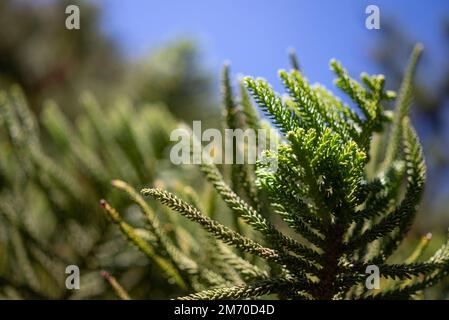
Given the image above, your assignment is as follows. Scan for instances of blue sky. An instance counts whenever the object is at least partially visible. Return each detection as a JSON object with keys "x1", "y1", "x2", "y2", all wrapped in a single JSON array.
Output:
[{"x1": 96, "y1": 0, "x2": 449, "y2": 90}]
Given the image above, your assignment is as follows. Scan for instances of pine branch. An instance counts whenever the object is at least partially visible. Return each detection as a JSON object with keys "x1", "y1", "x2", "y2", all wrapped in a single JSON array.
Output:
[
  {"x1": 141, "y1": 188, "x2": 279, "y2": 261},
  {"x1": 99, "y1": 199, "x2": 187, "y2": 290},
  {"x1": 244, "y1": 77, "x2": 300, "y2": 134},
  {"x1": 100, "y1": 271, "x2": 131, "y2": 300},
  {"x1": 383, "y1": 44, "x2": 423, "y2": 167},
  {"x1": 216, "y1": 243, "x2": 269, "y2": 282},
  {"x1": 176, "y1": 277, "x2": 305, "y2": 300},
  {"x1": 279, "y1": 69, "x2": 325, "y2": 133}
]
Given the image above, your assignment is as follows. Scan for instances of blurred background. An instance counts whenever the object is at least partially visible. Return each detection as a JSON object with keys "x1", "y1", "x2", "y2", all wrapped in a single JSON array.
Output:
[{"x1": 0, "y1": 0, "x2": 448, "y2": 299}]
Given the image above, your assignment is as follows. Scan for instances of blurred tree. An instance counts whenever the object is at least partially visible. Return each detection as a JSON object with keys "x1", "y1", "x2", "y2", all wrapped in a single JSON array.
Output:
[
  {"x1": 126, "y1": 40, "x2": 218, "y2": 123},
  {"x1": 0, "y1": 0, "x2": 124, "y2": 117}
]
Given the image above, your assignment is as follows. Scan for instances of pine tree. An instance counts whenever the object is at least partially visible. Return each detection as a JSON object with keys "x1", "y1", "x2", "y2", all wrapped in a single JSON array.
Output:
[{"x1": 103, "y1": 44, "x2": 449, "y2": 300}]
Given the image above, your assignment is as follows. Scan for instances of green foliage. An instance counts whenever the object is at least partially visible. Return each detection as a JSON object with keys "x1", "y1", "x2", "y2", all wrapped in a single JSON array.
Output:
[
  {"x1": 127, "y1": 40, "x2": 216, "y2": 123},
  {"x1": 1, "y1": 41, "x2": 448, "y2": 300},
  {"x1": 0, "y1": 84, "x2": 183, "y2": 298},
  {"x1": 101, "y1": 44, "x2": 449, "y2": 299}
]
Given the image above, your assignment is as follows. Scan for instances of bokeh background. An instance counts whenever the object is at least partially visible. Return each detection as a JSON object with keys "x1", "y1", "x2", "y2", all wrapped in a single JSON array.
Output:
[{"x1": 0, "y1": 0, "x2": 448, "y2": 299}]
